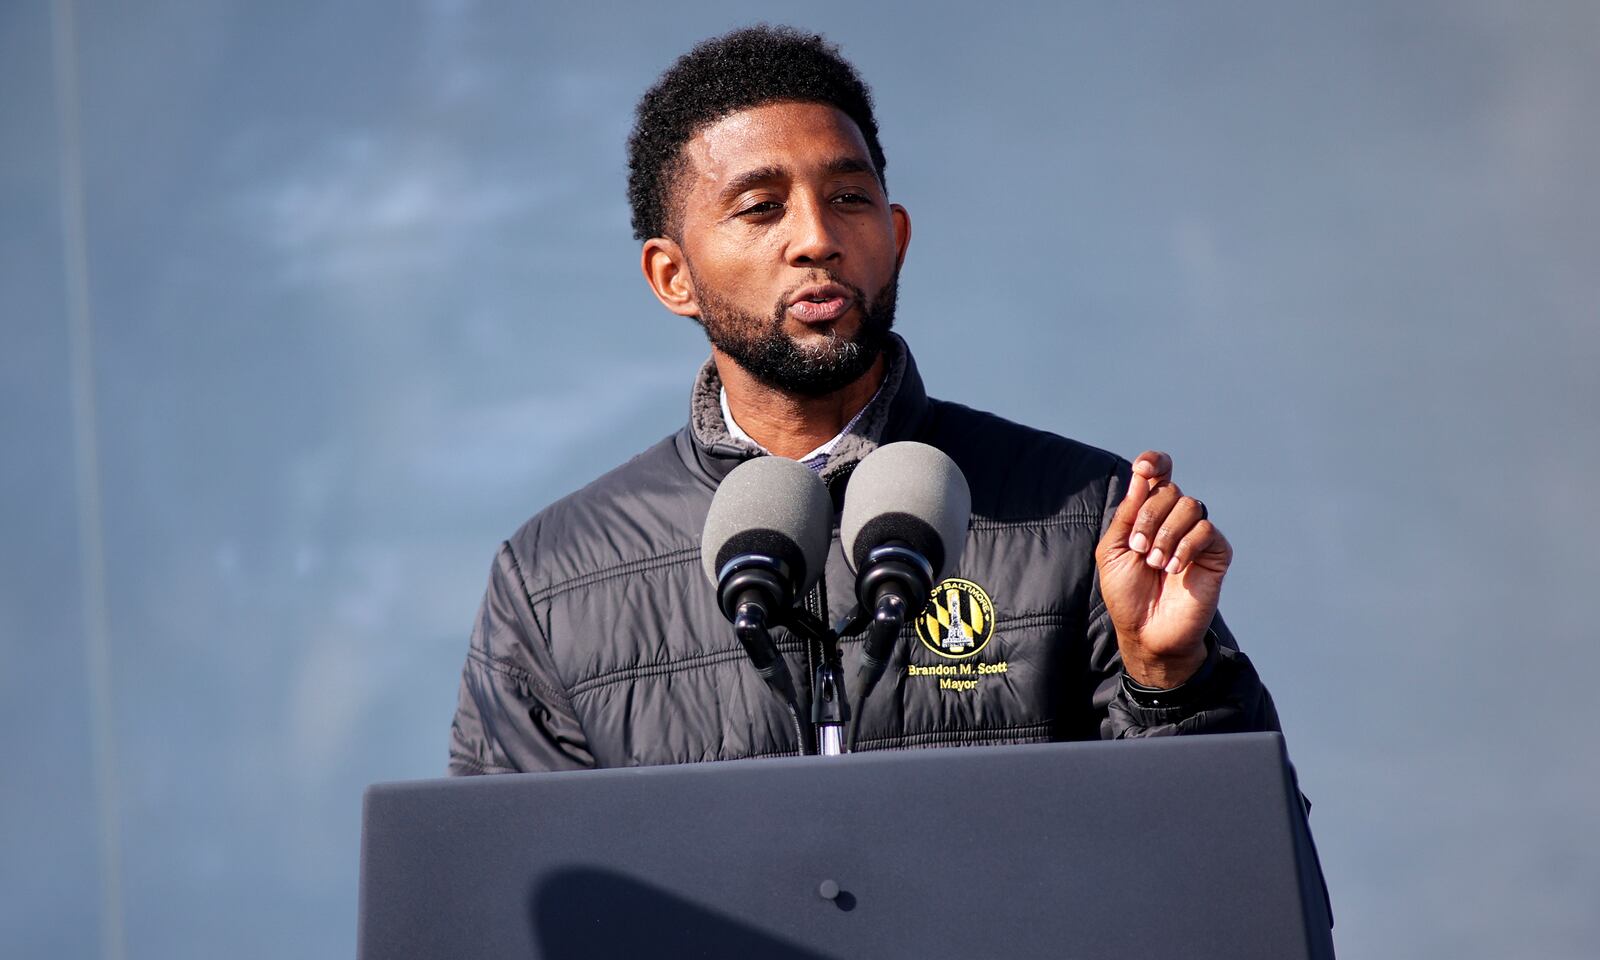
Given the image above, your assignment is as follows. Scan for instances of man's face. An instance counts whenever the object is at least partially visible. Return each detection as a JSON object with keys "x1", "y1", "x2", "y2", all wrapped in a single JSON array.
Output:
[{"x1": 643, "y1": 101, "x2": 911, "y2": 396}]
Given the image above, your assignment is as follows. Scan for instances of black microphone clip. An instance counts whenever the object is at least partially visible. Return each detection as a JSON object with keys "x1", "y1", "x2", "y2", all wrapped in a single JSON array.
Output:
[
  {"x1": 854, "y1": 543, "x2": 935, "y2": 701},
  {"x1": 718, "y1": 554, "x2": 801, "y2": 707}
]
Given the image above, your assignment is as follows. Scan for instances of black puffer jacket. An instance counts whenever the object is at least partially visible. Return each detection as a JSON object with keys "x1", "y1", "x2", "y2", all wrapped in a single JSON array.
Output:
[{"x1": 448, "y1": 337, "x2": 1281, "y2": 774}]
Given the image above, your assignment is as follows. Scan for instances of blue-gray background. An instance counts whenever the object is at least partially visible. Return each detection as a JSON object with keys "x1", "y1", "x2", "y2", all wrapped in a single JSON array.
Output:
[{"x1": 4, "y1": 1, "x2": 1596, "y2": 957}]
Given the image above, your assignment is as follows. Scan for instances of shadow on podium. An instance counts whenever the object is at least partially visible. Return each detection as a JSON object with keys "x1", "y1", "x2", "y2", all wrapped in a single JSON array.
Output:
[{"x1": 531, "y1": 866, "x2": 839, "y2": 959}]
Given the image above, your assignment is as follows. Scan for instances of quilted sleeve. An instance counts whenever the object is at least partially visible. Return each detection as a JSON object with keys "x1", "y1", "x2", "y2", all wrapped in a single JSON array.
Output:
[{"x1": 448, "y1": 542, "x2": 595, "y2": 774}]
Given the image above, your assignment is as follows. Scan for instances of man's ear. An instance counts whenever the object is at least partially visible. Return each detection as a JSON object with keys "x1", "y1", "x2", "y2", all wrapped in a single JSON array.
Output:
[
  {"x1": 890, "y1": 203, "x2": 912, "y2": 270},
  {"x1": 641, "y1": 237, "x2": 700, "y2": 318}
]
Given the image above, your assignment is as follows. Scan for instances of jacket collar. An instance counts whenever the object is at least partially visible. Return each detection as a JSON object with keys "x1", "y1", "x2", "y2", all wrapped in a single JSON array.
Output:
[{"x1": 676, "y1": 333, "x2": 931, "y2": 489}]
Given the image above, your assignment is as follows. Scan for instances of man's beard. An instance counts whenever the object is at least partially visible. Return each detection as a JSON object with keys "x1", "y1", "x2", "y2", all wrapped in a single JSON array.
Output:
[{"x1": 692, "y1": 270, "x2": 898, "y2": 397}]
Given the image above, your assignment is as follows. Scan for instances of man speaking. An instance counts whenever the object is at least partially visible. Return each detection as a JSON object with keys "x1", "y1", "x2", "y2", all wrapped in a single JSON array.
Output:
[{"x1": 447, "y1": 26, "x2": 1282, "y2": 774}]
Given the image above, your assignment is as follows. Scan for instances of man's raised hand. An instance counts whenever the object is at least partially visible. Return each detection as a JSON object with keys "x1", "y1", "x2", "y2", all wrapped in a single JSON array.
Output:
[{"x1": 1093, "y1": 451, "x2": 1232, "y2": 688}]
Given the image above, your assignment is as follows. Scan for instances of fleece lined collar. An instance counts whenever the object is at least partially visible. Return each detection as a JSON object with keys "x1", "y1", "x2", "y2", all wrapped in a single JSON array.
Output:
[{"x1": 679, "y1": 333, "x2": 928, "y2": 488}]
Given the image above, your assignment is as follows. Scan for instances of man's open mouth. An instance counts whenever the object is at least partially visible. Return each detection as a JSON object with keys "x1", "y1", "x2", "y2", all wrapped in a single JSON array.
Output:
[{"x1": 787, "y1": 284, "x2": 853, "y2": 323}]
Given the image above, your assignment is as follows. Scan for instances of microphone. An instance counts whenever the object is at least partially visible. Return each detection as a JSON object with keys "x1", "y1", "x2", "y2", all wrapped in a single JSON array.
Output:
[
  {"x1": 841, "y1": 442, "x2": 972, "y2": 704},
  {"x1": 701, "y1": 455, "x2": 833, "y2": 714}
]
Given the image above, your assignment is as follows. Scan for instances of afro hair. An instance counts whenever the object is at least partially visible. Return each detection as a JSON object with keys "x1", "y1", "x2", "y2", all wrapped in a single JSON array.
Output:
[{"x1": 626, "y1": 25, "x2": 888, "y2": 242}]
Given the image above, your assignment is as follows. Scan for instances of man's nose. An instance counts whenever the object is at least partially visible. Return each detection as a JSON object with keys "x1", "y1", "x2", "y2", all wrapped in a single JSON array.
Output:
[{"x1": 786, "y1": 195, "x2": 843, "y2": 266}]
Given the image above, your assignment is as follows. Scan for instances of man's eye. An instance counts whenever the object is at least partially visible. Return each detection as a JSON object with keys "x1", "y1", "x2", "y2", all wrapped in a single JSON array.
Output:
[
  {"x1": 833, "y1": 192, "x2": 871, "y2": 205},
  {"x1": 738, "y1": 201, "x2": 781, "y2": 217}
]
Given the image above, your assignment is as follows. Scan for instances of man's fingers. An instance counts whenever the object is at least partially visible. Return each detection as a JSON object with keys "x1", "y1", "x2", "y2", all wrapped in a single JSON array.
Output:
[
  {"x1": 1145, "y1": 495, "x2": 1207, "y2": 570},
  {"x1": 1164, "y1": 520, "x2": 1232, "y2": 575},
  {"x1": 1102, "y1": 465, "x2": 1152, "y2": 549},
  {"x1": 1131, "y1": 450, "x2": 1173, "y2": 483},
  {"x1": 1128, "y1": 482, "x2": 1182, "y2": 557}
]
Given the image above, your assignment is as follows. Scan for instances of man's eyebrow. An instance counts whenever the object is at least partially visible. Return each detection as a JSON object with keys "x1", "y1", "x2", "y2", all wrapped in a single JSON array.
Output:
[
  {"x1": 718, "y1": 165, "x2": 787, "y2": 202},
  {"x1": 821, "y1": 156, "x2": 876, "y2": 179},
  {"x1": 717, "y1": 156, "x2": 879, "y2": 203}
]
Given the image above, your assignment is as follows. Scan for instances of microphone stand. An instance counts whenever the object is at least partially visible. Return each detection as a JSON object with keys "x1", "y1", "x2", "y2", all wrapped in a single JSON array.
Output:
[
  {"x1": 786, "y1": 608, "x2": 850, "y2": 756},
  {"x1": 785, "y1": 596, "x2": 914, "y2": 756},
  {"x1": 729, "y1": 593, "x2": 909, "y2": 758}
]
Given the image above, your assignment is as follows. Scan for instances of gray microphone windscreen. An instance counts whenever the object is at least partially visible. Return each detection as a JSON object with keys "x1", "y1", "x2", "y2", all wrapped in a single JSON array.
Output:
[
  {"x1": 700, "y1": 456, "x2": 833, "y2": 594},
  {"x1": 841, "y1": 442, "x2": 971, "y2": 581}
]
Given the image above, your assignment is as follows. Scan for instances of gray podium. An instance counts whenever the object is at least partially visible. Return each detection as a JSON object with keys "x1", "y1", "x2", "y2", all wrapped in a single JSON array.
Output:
[{"x1": 359, "y1": 733, "x2": 1332, "y2": 959}]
